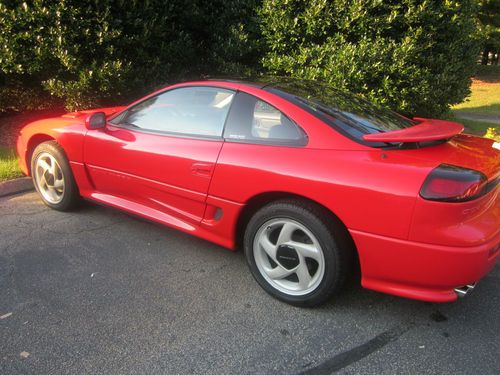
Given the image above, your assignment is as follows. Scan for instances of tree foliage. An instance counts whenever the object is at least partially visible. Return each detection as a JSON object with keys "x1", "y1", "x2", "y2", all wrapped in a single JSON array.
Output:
[
  {"x1": 0, "y1": 0, "x2": 485, "y2": 117},
  {"x1": 259, "y1": 0, "x2": 480, "y2": 117},
  {"x1": 477, "y1": 0, "x2": 500, "y2": 64},
  {"x1": 0, "y1": 0, "x2": 260, "y2": 111}
]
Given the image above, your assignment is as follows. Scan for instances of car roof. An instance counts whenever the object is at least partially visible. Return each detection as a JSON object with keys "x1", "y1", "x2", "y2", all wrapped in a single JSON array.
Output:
[
  {"x1": 158, "y1": 77, "x2": 322, "y2": 94},
  {"x1": 205, "y1": 77, "x2": 273, "y2": 89},
  {"x1": 204, "y1": 76, "x2": 311, "y2": 90}
]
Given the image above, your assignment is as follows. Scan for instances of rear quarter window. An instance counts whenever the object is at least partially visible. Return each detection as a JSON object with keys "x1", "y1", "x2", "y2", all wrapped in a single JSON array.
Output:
[{"x1": 223, "y1": 92, "x2": 307, "y2": 146}]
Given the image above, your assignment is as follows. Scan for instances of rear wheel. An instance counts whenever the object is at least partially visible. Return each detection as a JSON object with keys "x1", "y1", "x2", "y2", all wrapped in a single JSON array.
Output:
[
  {"x1": 31, "y1": 141, "x2": 80, "y2": 211},
  {"x1": 244, "y1": 199, "x2": 350, "y2": 307}
]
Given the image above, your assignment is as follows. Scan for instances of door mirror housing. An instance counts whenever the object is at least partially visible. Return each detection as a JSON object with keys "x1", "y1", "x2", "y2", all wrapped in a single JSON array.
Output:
[{"x1": 85, "y1": 112, "x2": 107, "y2": 130}]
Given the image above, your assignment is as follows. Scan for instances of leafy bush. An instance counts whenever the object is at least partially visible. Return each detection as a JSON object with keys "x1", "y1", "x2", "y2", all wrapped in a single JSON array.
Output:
[
  {"x1": 484, "y1": 127, "x2": 500, "y2": 141},
  {"x1": 477, "y1": 0, "x2": 500, "y2": 65},
  {"x1": 0, "y1": 75, "x2": 60, "y2": 112},
  {"x1": 0, "y1": 0, "x2": 260, "y2": 111},
  {"x1": 259, "y1": 0, "x2": 480, "y2": 117},
  {"x1": 0, "y1": 0, "x2": 484, "y2": 117}
]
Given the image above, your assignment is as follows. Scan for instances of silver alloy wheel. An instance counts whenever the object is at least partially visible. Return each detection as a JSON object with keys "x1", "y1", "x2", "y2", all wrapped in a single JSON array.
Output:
[
  {"x1": 34, "y1": 152, "x2": 65, "y2": 204},
  {"x1": 253, "y1": 218, "x2": 325, "y2": 296}
]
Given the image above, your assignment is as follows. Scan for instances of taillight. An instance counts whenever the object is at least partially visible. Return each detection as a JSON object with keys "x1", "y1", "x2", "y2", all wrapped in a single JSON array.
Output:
[{"x1": 420, "y1": 164, "x2": 488, "y2": 202}]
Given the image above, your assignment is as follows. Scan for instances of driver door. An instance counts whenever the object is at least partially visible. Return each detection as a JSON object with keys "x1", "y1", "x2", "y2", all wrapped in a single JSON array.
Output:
[{"x1": 83, "y1": 86, "x2": 235, "y2": 226}]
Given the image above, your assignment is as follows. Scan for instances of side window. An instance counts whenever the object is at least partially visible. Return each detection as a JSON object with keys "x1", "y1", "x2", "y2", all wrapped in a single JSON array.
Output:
[
  {"x1": 223, "y1": 92, "x2": 306, "y2": 145},
  {"x1": 111, "y1": 86, "x2": 235, "y2": 137}
]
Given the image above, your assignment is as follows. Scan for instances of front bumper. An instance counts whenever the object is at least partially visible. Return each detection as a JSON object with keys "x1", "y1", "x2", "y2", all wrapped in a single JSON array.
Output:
[
  {"x1": 16, "y1": 135, "x2": 29, "y2": 175},
  {"x1": 350, "y1": 229, "x2": 499, "y2": 302}
]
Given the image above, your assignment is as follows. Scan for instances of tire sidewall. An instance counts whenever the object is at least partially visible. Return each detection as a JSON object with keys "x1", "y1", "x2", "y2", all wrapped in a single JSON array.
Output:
[
  {"x1": 244, "y1": 202, "x2": 342, "y2": 307},
  {"x1": 31, "y1": 142, "x2": 78, "y2": 211}
]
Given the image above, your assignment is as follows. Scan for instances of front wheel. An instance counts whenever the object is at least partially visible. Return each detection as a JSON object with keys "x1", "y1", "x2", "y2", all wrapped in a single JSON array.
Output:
[
  {"x1": 31, "y1": 141, "x2": 80, "y2": 211},
  {"x1": 244, "y1": 200, "x2": 350, "y2": 307}
]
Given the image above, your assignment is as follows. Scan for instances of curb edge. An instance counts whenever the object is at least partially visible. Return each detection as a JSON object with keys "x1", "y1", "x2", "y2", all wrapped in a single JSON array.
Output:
[{"x1": 0, "y1": 176, "x2": 34, "y2": 198}]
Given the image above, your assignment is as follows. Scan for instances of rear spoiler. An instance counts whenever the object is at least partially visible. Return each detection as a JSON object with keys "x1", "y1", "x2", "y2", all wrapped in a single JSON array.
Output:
[{"x1": 363, "y1": 118, "x2": 464, "y2": 143}]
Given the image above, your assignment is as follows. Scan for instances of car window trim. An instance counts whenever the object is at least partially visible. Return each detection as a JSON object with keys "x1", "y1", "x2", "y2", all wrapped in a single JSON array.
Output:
[
  {"x1": 107, "y1": 122, "x2": 224, "y2": 142},
  {"x1": 222, "y1": 90, "x2": 308, "y2": 147},
  {"x1": 108, "y1": 85, "x2": 237, "y2": 140},
  {"x1": 224, "y1": 137, "x2": 308, "y2": 147}
]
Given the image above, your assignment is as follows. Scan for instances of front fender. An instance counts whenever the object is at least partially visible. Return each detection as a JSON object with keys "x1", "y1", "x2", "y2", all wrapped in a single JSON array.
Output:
[{"x1": 17, "y1": 117, "x2": 87, "y2": 175}]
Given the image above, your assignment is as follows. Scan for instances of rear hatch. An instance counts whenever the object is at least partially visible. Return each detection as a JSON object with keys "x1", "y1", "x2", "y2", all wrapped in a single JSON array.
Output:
[
  {"x1": 406, "y1": 133, "x2": 499, "y2": 180},
  {"x1": 364, "y1": 118, "x2": 499, "y2": 180},
  {"x1": 405, "y1": 133, "x2": 499, "y2": 246},
  {"x1": 365, "y1": 120, "x2": 500, "y2": 181},
  {"x1": 384, "y1": 122, "x2": 500, "y2": 247}
]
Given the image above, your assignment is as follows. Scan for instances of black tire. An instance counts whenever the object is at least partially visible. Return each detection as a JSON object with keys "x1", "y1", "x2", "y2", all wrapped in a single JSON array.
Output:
[
  {"x1": 31, "y1": 141, "x2": 80, "y2": 211},
  {"x1": 244, "y1": 199, "x2": 351, "y2": 307}
]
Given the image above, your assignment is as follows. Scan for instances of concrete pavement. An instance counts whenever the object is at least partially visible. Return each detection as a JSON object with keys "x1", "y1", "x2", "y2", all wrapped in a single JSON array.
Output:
[{"x1": 1, "y1": 192, "x2": 499, "y2": 374}]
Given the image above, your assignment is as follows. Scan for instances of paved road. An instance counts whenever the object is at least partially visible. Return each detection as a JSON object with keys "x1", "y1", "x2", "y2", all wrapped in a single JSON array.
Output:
[
  {"x1": 1, "y1": 192, "x2": 499, "y2": 374},
  {"x1": 455, "y1": 112, "x2": 500, "y2": 126}
]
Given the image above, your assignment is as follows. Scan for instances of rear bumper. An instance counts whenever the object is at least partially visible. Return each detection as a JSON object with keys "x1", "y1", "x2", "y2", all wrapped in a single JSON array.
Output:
[{"x1": 350, "y1": 229, "x2": 499, "y2": 302}]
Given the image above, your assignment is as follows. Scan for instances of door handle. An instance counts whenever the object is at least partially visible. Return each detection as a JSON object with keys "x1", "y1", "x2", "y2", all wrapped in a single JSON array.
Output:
[{"x1": 191, "y1": 162, "x2": 214, "y2": 177}]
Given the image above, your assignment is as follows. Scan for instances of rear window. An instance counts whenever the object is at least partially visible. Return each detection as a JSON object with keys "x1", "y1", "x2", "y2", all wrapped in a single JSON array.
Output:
[{"x1": 266, "y1": 80, "x2": 416, "y2": 146}]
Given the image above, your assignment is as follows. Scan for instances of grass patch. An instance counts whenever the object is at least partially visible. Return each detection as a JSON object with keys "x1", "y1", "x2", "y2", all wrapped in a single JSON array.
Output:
[
  {"x1": 0, "y1": 147, "x2": 23, "y2": 182},
  {"x1": 450, "y1": 65, "x2": 500, "y2": 140},
  {"x1": 452, "y1": 80, "x2": 500, "y2": 114}
]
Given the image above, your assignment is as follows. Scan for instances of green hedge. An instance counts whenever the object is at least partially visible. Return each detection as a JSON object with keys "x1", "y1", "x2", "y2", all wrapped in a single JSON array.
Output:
[
  {"x1": 259, "y1": 0, "x2": 480, "y2": 117},
  {"x1": 0, "y1": 0, "x2": 260, "y2": 111},
  {"x1": 0, "y1": 0, "x2": 483, "y2": 117}
]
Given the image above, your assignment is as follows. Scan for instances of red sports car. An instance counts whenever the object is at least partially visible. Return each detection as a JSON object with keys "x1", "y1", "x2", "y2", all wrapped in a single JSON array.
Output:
[{"x1": 17, "y1": 79, "x2": 499, "y2": 306}]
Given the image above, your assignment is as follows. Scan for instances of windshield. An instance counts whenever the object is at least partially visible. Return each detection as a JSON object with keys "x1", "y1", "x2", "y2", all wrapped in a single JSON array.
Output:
[{"x1": 265, "y1": 80, "x2": 416, "y2": 146}]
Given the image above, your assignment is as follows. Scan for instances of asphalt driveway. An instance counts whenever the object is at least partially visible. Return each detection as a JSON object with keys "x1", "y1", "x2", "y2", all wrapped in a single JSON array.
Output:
[{"x1": 1, "y1": 192, "x2": 499, "y2": 374}]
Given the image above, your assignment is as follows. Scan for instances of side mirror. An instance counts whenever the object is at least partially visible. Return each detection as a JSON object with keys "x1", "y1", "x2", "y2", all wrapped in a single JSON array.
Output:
[{"x1": 85, "y1": 112, "x2": 106, "y2": 130}]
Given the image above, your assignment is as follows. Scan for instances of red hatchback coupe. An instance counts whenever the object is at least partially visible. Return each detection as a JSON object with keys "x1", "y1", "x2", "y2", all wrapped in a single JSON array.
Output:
[{"x1": 17, "y1": 79, "x2": 499, "y2": 306}]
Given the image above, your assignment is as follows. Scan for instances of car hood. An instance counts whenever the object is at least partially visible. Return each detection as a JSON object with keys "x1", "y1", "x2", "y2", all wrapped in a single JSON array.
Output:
[
  {"x1": 61, "y1": 106, "x2": 127, "y2": 119},
  {"x1": 20, "y1": 106, "x2": 127, "y2": 136}
]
